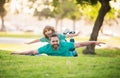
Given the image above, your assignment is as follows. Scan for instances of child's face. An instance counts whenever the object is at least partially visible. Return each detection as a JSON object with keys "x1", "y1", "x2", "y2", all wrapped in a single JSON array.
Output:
[{"x1": 45, "y1": 29, "x2": 53, "y2": 37}]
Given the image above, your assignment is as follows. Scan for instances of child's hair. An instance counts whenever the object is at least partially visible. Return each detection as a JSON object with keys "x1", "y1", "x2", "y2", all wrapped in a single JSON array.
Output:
[{"x1": 43, "y1": 25, "x2": 55, "y2": 38}]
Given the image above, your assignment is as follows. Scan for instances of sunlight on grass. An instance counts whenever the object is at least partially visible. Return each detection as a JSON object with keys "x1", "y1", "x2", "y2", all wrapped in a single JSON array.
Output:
[
  {"x1": 0, "y1": 43, "x2": 47, "y2": 51},
  {"x1": 0, "y1": 32, "x2": 40, "y2": 38}
]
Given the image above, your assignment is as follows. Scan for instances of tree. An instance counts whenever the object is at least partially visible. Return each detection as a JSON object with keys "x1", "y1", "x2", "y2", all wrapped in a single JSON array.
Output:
[
  {"x1": 52, "y1": 0, "x2": 62, "y2": 29},
  {"x1": 67, "y1": 6, "x2": 81, "y2": 31},
  {"x1": 52, "y1": 0, "x2": 81, "y2": 31},
  {"x1": 0, "y1": 0, "x2": 6, "y2": 31},
  {"x1": 61, "y1": 0, "x2": 81, "y2": 32},
  {"x1": 39, "y1": 8, "x2": 53, "y2": 19},
  {"x1": 62, "y1": 0, "x2": 81, "y2": 31},
  {"x1": 33, "y1": 0, "x2": 53, "y2": 20},
  {"x1": 77, "y1": 0, "x2": 111, "y2": 54}
]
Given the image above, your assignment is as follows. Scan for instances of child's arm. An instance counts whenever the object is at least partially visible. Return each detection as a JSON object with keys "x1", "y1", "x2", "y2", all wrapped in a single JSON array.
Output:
[{"x1": 25, "y1": 39, "x2": 40, "y2": 44}]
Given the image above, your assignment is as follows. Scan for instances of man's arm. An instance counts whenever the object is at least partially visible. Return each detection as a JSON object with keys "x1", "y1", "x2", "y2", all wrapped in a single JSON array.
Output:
[
  {"x1": 74, "y1": 41, "x2": 105, "y2": 48},
  {"x1": 11, "y1": 50, "x2": 38, "y2": 55}
]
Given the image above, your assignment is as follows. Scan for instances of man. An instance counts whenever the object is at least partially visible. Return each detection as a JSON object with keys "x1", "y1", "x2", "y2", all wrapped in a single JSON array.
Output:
[{"x1": 12, "y1": 33, "x2": 105, "y2": 56}]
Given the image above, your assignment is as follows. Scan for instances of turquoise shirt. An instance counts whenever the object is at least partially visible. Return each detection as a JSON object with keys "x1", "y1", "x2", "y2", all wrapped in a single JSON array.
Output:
[
  {"x1": 40, "y1": 34, "x2": 66, "y2": 43},
  {"x1": 38, "y1": 41, "x2": 74, "y2": 56}
]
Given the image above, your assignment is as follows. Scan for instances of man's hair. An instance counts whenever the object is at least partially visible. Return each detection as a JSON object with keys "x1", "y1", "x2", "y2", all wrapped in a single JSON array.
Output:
[
  {"x1": 49, "y1": 33, "x2": 58, "y2": 40},
  {"x1": 43, "y1": 25, "x2": 56, "y2": 38}
]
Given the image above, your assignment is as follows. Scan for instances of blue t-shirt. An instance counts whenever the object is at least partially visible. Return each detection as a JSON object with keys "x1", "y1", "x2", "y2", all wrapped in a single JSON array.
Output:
[{"x1": 38, "y1": 41, "x2": 74, "y2": 56}]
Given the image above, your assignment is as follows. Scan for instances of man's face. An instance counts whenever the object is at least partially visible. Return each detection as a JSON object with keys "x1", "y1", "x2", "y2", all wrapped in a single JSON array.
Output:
[{"x1": 50, "y1": 37, "x2": 59, "y2": 50}]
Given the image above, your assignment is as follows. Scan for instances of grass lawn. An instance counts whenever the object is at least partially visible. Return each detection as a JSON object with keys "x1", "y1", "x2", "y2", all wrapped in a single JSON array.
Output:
[
  {"x1": 0, "y1": 32, "x2": 120, "y2": 78},
  {"x1": 0, "y1": 48, "x2": 120, "y2": 78}
]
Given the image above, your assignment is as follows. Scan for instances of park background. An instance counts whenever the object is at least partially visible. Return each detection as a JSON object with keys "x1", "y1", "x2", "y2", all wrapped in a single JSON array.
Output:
[{"x1": 0, "y1": 0, "x2": 120, "y2": 78}]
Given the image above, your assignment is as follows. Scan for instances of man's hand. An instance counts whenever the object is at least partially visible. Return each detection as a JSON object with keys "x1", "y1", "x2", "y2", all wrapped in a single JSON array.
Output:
[{"x1": 95, "y1": 42, "x2": 106, "y2": 46}]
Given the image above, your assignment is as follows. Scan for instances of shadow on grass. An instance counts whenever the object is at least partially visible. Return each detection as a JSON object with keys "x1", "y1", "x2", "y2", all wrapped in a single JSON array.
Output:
[
  {"x1": 76, "y1": 48, "x2": 120, "y2": 58},
  {"x1": 94, "y1": 48, "x2": 120, "y2": 57}
]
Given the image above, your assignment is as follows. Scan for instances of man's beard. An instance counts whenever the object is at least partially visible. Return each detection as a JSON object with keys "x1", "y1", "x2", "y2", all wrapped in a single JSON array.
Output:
[{"x1": 52, "y1": 44, "x2": 59, "y2": 50}]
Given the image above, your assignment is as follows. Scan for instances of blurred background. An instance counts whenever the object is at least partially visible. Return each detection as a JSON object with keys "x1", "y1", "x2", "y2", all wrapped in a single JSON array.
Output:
[{"x1": 0, "y1": 0, "x2": 120, "y2": 37}]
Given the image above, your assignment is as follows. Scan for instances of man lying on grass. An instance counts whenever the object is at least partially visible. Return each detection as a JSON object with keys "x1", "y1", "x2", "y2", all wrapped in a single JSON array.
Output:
[{"x1": 11, "y1": 33, "x2": 105, "y2": 57}]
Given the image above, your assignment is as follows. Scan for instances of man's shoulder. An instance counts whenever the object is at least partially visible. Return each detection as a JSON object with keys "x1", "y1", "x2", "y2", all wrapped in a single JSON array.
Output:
[{"x1": 59, "y1": 41, "x2": 74, "y2": 49}]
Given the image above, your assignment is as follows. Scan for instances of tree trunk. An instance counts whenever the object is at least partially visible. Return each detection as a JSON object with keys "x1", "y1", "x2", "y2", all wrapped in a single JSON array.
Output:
[
  {"x1": 0, "y1": 15, "x2": 5, "y2": 31},
  {"x1": 0, "y1": 0, "x2": 6, "y2": 31},
  {"x1": 60, "y1": 19, "x2": 63, "y2": 32},
  {"x1": 73, "y1": 19, "x2": 76, "y2": 31},
  {"x1": 83, "y1": 0, "x2": 111, "y2": 54},
  {"x1": 55, "y1": 18, "x2": 59, "y2": 30}
]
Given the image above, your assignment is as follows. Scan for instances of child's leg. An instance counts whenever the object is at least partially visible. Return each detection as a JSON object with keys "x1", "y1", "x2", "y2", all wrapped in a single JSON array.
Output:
[{"x1": 70, "y1": 38, "x2": 78, "y2": 57}]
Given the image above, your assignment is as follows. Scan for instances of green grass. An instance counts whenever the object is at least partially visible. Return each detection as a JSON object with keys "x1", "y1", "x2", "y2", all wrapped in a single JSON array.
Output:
[{"x1": 0, "y1": 49, "x2": 120, "y2": 78}]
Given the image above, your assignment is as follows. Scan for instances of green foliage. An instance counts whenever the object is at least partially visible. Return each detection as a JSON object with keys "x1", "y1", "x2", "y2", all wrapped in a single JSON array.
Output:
[
  {"x1": 61, "y1": 0, "x2": 77, "y2": 18},
  {"x1": 52, "y1": 0, "x2": 81, "y2": 20},
  {"x1": 103, "y1": 7, "x2": 117, "y2": 25},
  {"x1": 105, "y1": 8, "x2": 116, "y2": 20},
  {"x1": 40, "y1": 8, "x2": 53, "y2": 19},
  {"x1": 78, "y1": 1, "x2": 117, "y2": 23},
  {"x1": 34, "y1": 0, "x2": 117, "y2": 24},
  {"x1": 27, "y1": 0, "x2": 118, "y2": 23},
  {"x1": 78, "y1": 2, "x2": 100, "y2": 22},
  {"x1": 51, "y1": 0, "x2": 64, "y2": 19},
  {"x1": 0, "y1": 49, "x2": 120, "y2": 78},
  {"x1": 52, "y1": 0, "x2": 60, "y2": 7},
  {"x1": 64, "y1": 0, "x2": 81, "y2": 20}
]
